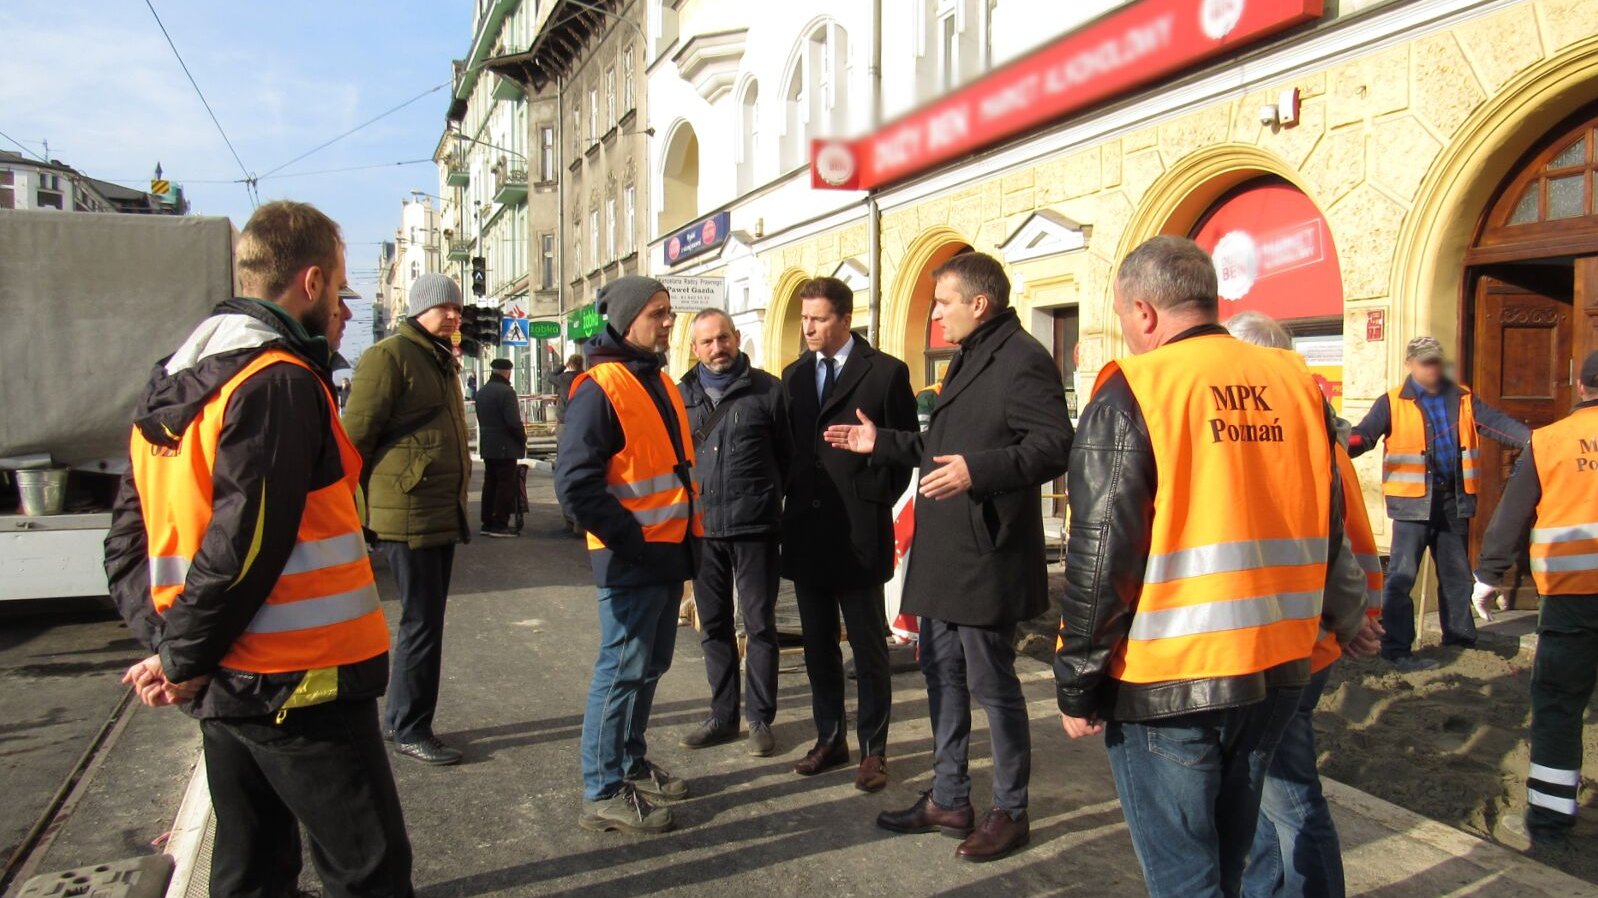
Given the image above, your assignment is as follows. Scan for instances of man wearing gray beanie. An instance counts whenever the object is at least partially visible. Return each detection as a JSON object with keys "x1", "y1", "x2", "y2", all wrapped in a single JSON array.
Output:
[
  {"x1": 556, "y1": 275, "x2": 702, "y2": 834},
  {"x1": 345, "y1": 273, "x2": 472, "y2": 767}
]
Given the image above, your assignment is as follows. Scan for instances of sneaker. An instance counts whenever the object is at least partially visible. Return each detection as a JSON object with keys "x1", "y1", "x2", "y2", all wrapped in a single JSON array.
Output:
[
  {"x1": 627, "y1": 759, "x2": 689, "y2": 802},
  {"x1": 681, "y1": 718, "x2": 740, "y2": 749},
  {"x1": 392, "y1": 734, "x2": 463, "y2": 766},
  {"x1": 1385, "y1": 655, "x2": 1440, "y2": 673},
  {"x1": 748, "y1": 722, "x2": 776, "y2": 758},
  {"x1": 579, "y1": 785, "x2": 673, "y2": 835},
  {"x1": 480, "y1": 526, "x2": 518, "y2": 539}
]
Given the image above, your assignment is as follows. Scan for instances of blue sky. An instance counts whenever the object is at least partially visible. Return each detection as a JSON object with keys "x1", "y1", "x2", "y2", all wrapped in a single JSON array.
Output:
[{"x1": 0, "y1": 0, "x2": 471, "y2": 303}]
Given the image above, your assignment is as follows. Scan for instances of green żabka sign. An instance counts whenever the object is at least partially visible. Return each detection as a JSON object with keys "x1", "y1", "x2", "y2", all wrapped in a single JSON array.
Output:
[
  {"x1": 527, "y1": 320, "x2": 561, "y2": 340},
  {"x1": 567, "y1": 304, "x2": 603, "y2": 340}
]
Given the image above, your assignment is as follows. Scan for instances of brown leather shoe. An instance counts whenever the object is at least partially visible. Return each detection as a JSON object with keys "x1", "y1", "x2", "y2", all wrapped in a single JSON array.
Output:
[
  {"x1": 793, "y1": 739, "x2": 850, "y2": 776},
  {"x1": 854, "y1": 754, "x2": 889, "y2": 792},
  {"x1": 876, "y1": 791, "x2": 974, "y2": 836},
  {"x1": 956, "y1": 809, "x2": 1030, "y2": 862}
]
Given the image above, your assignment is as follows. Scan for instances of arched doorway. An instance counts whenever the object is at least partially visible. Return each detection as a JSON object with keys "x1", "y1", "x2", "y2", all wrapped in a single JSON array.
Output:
[
  {"x1": 1466, "y1": 103, "x2": 1598, "y2": 600},
  {"x1": 659, "y1": 122, "x2": 700, "y2": 233},
  {"x1": 902, "y1": 239, "x2": 973, "y2": 389}
]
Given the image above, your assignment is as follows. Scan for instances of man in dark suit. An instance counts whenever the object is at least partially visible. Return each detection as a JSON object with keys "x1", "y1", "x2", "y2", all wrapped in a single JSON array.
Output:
[
  {"x1": 475, "y1": 358, "x2": 525, "y2": 538},
  {"x1": 828, "y1": 252, "x2": 1072, "y2": 861},
  {"x1": 782, "y1": 276, "x2": 918, "y2": 793}
]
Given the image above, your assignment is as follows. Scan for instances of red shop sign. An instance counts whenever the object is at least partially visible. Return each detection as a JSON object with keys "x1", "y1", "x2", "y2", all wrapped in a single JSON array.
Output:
[
  {"x1": 1191, "y1": 179, "x2": 1342, "y2": 321},
  {"x1": 811, "y1": 0, "x2": 1323, "y2": 191}
]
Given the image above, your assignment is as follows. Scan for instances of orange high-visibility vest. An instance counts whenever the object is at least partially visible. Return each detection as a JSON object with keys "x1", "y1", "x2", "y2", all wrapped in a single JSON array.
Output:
[
  {"x1": 573, "y1": 362, "x2": 703, "y2": 552},
  {"x1": 1527, "y1": 405, "x2": 1598, "y2": 596},
  {"x1": 1382, "y1": 384, "x2": 1479, "y2": 498},
  {"x1": 1097, "y1": 334, "x2": 1333, "y2": 684},
  {"x1": 1311, "y1": 444, "x2": 1385, "y2": 672},
  {"x1": 131, "y1": 350, "x2": 388, "y2": 678}
]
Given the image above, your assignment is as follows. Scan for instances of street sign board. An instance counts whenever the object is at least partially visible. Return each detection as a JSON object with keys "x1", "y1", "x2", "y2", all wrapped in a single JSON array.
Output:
[
  {"x1": 568, "y1": 303, "x2": 604, "y2": 340},
  {"x1": 662, "y1": 211, "x2": 731, "y2": 267},
  {"x1": 528, "y1": 320, "x2": 561, "y2": 340},
  {"x1": 501, "y1": 317, "x2": 530, "y2": 346},
  {"x1": 659, "y1": 276, "x2": 725, "y2": 312},
  {"x1": 503, "y1": 298, "x2": 528, "y2": 319}
]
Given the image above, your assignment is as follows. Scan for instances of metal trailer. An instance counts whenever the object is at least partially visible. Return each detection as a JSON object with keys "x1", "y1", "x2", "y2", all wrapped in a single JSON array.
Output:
[{"x1": 0, "y1": 210, "x2": 233, "y2": 602}]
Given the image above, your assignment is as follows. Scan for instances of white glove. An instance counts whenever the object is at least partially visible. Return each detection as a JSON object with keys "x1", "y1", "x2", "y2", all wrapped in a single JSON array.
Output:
[{"x1": 1471, "y1": 579, "x2": 1498, "y2": 622}]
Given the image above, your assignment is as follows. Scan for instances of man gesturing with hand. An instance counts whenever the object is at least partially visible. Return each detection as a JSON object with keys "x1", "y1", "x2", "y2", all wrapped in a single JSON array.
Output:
[{"x1": 827, "y1": 251, "x2": 1072, "y2": 863}]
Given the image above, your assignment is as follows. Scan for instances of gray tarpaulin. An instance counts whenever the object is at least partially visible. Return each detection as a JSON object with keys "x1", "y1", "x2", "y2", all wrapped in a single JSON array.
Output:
[{"x1": 0, "y1": 210, "x2": 234, "y2": 468}]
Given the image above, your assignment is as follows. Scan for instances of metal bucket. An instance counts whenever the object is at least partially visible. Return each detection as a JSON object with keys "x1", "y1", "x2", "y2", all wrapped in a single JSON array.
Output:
[{"x1": 15, "y1": 467, "x2": 68, "y2": 516}]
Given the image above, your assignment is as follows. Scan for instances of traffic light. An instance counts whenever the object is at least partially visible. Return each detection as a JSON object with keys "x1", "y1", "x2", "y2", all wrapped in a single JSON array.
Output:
[
  {"x1": 459, "y1": 305, "x2": 481, "y2": 358},
  {"x1": 471, "y1": 256, "x2": 487, "y2": 297},
  {"x1": 481, "y1": 306, "x2": 503, "y2": 347}
]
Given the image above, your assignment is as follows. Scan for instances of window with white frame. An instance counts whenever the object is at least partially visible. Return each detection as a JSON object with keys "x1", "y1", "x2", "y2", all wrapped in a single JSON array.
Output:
[
  {"x1": 539, "y1": 124, "x2": 555, "y2": 182},
  {"x1": 738, "y1": 80, "x2": 760, "y2": 194},
  {"x1": 0, "y1": 171, "x2": 13, "y2": 209},
  {"x1": 781, "y1": 24, "x2": 849, "y2": 171},
  {"x1": 571, "y1": 101, "x2": 582, "y2": 157},
  {"x1": 589, "y1": 209, "x2": 600, "y2": 268},
  {"x1": 623, "y1": 46, "x2": 636, "y2": 112},
  {"x1": 540, "y1": 233, "x2": 555, "y2": 290},
  {"x1": 606, "y1": 196, "x2": 617, "y2": 261},
  {"x1": 605, "y1": 67, "x2": 617, "y2": 130},
  {"x1": 589, "y1": 87, "x2": 599, "y2": 142},
  {"x1": 623, "y1": 184, "x2": 636, "y2": 253}
]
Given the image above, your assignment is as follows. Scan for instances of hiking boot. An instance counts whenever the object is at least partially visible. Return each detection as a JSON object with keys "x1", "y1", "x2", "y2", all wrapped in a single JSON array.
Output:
[
  {"x1": 748, "y1": 722, "x2": 776, "y2": 758},
  {"x1": 627, "y1": 759, "x2": 689, "y2": 801},
  {"x1": 680, "y1": 718, "x2": 740, "y2": 749},
  {"x1": 579, "y1": 785, "x2": 673, "y2": 835},
  {"x1": 1385, "y1": 655, "x2": 1439, "y2": 673}
]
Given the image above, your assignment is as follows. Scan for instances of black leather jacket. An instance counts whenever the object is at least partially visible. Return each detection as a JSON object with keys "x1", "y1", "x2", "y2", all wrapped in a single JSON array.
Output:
[{"x1": 1054, "y1": 325, "x2": 1369, "y2": 723}]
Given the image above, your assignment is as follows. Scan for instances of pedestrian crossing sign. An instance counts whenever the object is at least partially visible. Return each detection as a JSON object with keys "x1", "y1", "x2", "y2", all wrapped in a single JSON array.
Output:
[{"x1": 501, "y1": 317, "x2": 530, "y2": 346}]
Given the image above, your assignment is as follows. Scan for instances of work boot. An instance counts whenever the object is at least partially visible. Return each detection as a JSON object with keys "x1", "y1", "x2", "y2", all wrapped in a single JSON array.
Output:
[
  {"x1": 680, "y1": 718, "x2": 740, "y2": 749},
  {"x1": 627, "y1": 759, "x2": 689, "y2": 801},
  {"x1": 1384, "y1": 654, "x2": 1439, "y2": 673},
  {"x1": 579, "y1": 785, "x2": 673, "y2": 835},
  {"x1": 392, "y1": 734, "x2": 463, "y2": 766},
  {"x1": 747, "y1": 722, "x2": 776, "y2": 758}
]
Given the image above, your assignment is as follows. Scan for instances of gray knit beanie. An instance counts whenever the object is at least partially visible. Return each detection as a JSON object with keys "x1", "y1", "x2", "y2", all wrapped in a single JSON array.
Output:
[
  {"x1": 598, "y1": 276, "x2": 668, "y2": 336},
  {"x1": 408, "y1": 273, "x2": 463, "y2": 317}
]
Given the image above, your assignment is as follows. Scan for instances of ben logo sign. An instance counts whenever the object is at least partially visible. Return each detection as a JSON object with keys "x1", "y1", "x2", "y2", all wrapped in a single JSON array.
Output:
[{"x1": 1201, "y1": 0, "x2": 1245, "y2": 41}]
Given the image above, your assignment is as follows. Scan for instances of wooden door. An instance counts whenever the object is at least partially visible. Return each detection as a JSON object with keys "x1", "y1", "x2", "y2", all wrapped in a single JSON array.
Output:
[{"x1": 1470, "y1": 270, "x2": 1573, "y2": 606}]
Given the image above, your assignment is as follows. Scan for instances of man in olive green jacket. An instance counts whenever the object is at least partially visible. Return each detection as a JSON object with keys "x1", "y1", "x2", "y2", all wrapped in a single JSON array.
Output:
[{"x1": 344, "y1": 274, "x2": 471, "y2": 766}]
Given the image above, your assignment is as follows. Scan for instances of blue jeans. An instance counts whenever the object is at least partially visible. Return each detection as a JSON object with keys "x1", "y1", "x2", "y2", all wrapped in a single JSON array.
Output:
[
  {"x1": 1381, "y1": 498, "x2": 1476, "y2": 658},
  {"x1": 580, "y1": 582, "x2": 682, "y2": 801},
  {"x1": 1106, "y1": 687, "x2": 1303, "y2": 898},
  {"x1": 1244, "y1": 670, "x2": 1343, "y2": 898}
]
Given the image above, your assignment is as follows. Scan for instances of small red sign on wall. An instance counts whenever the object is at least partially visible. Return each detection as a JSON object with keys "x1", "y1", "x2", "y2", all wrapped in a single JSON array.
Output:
[{"x1": 1366, "y1": 310, "x2": 1385, "y2": 342}]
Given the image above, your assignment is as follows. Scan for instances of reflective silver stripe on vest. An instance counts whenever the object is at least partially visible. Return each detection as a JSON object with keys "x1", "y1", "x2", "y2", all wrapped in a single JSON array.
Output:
[
  {"x1": 608, "y1": 471, "x2": 686, "y2": 499},
  {"x1": 1144, "y1": 537, "x2": 1323, "y2": 585},
  {"x1": 1384, "y1": 453, "x2": 1427, "y2": 465},
  {"x1": 1383, "y1": 472, "x2": 1428, "y2": 483},
  {"x1": 1128, "y1": 591, "x2": 1323, "y2": 641},
  {"x1": 1461, "y1": 449, "x2": 1480, "y2": 461},
  {"x1": 280, "y1": 532, "x2": 368, "y2": 576},
  {"x1": 1366, "y1": 589, "x2": 1383, "y2": 610},
  {"x1": 149, "y1": 555, "x2": 190, "y2": 588},
  {"x1": 1528, "y1": 553, "x2": 1598, "y2": 573},
  {"x1": 631, "y1": 501, "x2": 692, "y2": 527},
  {"x1": 1355, "y1": 553, "x2": 1382, "y2": 574},
  {"x1": 244, "y1": 583, "x2": 380, "y2": 634},
  {"x1": 1531, "y1": 522, "x2": 1598, "y2": 545}
]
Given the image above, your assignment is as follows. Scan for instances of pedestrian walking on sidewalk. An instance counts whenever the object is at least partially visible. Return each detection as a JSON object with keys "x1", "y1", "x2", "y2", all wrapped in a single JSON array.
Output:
[
  {"x1": 344, "y1": 273, "x2": 472, "y2": 767},
  {"x1": 105, "y1": 201, "x2": 413, "y2": 898},
  {"x1": 1348, "y1": 335, "x2": 1529, "y2": 671},
  {"x1": 1056, "y1": 237, "x2": 1374, "y2": 898},
  {"x1": 1474, "y1": 350, "x2": 1598, "y2": 858},
  {"x1": 1228, "y1": 311, "x2": 1386, "y2": 898},
  {"x1": 556, "y1": 276, "x2": 702, "y2": 835},
  {"x1": 677, "y1": 309, "x2": 792, "y2": 758},
  {"x1": 827, "y1": 251, "x2": 1073, "y2": 862},
  {"x1": 781, "y1": 276, "x2": 918, "y2": 794},
  {"x1": 476, "y1": 357, "x2": 526, "y2": 538}
]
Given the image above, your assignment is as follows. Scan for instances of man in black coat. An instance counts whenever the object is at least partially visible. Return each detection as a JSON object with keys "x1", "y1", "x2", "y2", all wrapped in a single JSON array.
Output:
[
  {"x1": 475, "y1": 358, "x2": 525, "y2": 538},
  {"x1": 677, "y1": 309, "x2": 792, "y2": 757},
  {"x1": 782, "y1": 276, "x2": 918, "y2": 793},
  {"x1": 828, "y1": 252, "x2": 1073, "y2": 861}
]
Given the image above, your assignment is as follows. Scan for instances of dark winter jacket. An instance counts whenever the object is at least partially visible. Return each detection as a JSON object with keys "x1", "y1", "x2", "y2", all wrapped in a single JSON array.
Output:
[
  {"x1": 475, "y1": 374, "x2": 526, "y2": 460},
  {"x1": 781, "y1": 337, "x2": 918, "y2": 588},
  {"x1": 555, "y1": 328, "x2": 699, "y2": 587},
  {"x1": 1054, "y1": 325, "x2": 1369, "y2": 723},
  {"x1": 1348, "y1": 378, "x2": 1529, "y2": 521},
  {"x1": 104, "y1": 298, "x2": 388, "y2": 720},
  {"x1": 680, "y1": 355, "x2": 792, "y2": 538},
  {"x1": 1476, "y1": 398, "x2": 1598, "y2": 586},
  {"x1": 343, "y1": 319, "x2": 471, "y2": 548},
  {"x1": 871, "y1": 311, "x2": 1073, "y2": 626},
  {"x1": 554, "y1": 368, "x2": 580, "y2": 422}
]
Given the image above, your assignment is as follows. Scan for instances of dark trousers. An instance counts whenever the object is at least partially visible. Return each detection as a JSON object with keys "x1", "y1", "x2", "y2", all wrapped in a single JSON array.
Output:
[
  {"x1": 694, "y1": 536, "x2": 780, "y2": 727},
  {"x1": 1381, "y1": 498, "x2": 1476, "y2": 658},
  {"x1": 201, "y1": 699, "x2": 413, "y2": 898},
  {"x1": 480, "y1": 458, "x2": 519, "y2": 529},
  {"x1": 794, "y1": 581, "x2": 892, "y2": 756},
  {"x1": 920, "y1": 617, "x2": 1031, "y2": 812},
  {"x1": 380, "y1": 542, "x2": 455, "y2": 741},
  {"x1": 1527, "y1": 595, "x2": 1598, "y2": 843},
  {"x1": 1106, "y1": 687, "x2": 1302, "y2": 898}
]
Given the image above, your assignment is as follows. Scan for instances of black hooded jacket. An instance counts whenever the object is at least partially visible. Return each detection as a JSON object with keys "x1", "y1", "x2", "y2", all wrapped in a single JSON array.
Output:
[
  {"x1": 104, "y1": 298, "x2": 388, "y2": 719},
  {"x1": 555, "y1": 327, "x2": 699, "y2": 587}
]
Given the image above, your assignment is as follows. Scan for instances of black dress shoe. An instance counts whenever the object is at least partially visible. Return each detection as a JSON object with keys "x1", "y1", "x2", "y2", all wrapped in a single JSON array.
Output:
[{"x1": 392, "y1": 735, "x2": 463, "y2": 766}]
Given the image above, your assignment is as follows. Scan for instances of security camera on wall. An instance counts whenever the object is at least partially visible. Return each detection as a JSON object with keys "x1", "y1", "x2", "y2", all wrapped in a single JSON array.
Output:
[{"x1": 1258, "y1": 104, "x2": 1280, "y2": 127}]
